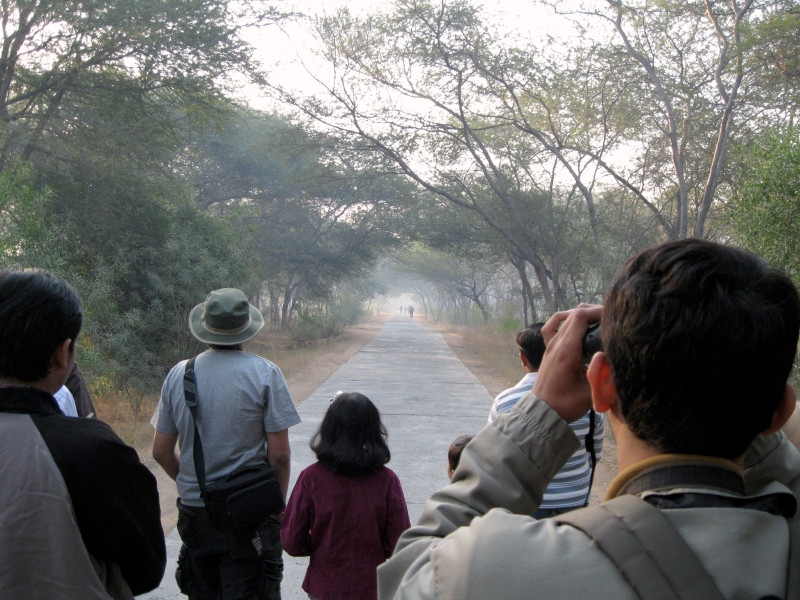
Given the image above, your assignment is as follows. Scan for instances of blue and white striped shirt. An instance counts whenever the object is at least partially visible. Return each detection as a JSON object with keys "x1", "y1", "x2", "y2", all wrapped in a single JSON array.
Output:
[{"x1": 488, "y1": 372, "x2": 604, "y2": 509}]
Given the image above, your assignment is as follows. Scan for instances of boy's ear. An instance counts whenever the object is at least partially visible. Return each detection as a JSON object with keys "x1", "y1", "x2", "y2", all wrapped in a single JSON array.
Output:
[
  {"x1": 50, "y1": 339, "x2": 73, "y2": 371},
  {"x1": 761, "y1": 383, "x2": 796, "y2": 435},
  {"x1": 587, "y1": 352, "x2": 618, "y2": 413}
]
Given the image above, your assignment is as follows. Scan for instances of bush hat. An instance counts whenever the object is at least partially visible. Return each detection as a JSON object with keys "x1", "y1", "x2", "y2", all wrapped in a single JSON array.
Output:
[{"x1": 189, "y1": 288, "x2": 264, "y2": 346}]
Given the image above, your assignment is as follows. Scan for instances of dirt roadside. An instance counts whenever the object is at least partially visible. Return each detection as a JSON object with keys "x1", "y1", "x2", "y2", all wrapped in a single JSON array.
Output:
[{"x1": 145, "y1": 313, "x2": 616, "y2": 534}]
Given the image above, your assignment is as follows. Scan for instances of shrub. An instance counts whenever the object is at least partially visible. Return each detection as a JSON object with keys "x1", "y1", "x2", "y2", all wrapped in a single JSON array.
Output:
[{"x1": 290, "y1": 312, "x2": 343, "y2": 345}]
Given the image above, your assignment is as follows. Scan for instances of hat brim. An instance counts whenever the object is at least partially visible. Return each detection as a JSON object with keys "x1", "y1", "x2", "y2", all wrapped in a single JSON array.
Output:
[{"x1": 188, "y1": 302, "x2": 265, "y2": 346}]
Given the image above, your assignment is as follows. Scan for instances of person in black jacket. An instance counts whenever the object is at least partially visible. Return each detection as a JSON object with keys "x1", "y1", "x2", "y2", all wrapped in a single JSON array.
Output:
[
  {"x1": 0, "y1": 269, "x2": 166, "y2": 599},
  {"x1": 66, "y1": 361, "x2": 98, "y2": 418}
]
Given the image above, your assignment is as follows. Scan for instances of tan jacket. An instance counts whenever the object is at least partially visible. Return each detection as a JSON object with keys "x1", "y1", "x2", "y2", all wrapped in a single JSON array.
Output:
[{"x1": 378, "y1": 393, "x2": 800, "y2": 600}]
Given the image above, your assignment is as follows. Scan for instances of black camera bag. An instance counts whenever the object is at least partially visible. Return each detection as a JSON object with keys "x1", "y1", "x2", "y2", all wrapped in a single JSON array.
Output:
[{"x1": 202, "y1": 463, "x2": 283, "y2": 530}]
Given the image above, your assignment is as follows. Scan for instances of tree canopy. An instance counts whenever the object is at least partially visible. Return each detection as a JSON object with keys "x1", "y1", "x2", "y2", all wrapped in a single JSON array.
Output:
[
  {"x1": 731, "y1": 127, "x2": 800, "y2": 280},
  {"x1": 2, "y1": 0, "x2": 798, "y2": 394}
]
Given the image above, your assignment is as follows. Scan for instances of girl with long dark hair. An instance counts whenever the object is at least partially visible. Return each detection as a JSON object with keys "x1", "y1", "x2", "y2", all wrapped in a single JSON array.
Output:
[{"x1": 281, "y1": 392, "x2": 410, "y2": 600}]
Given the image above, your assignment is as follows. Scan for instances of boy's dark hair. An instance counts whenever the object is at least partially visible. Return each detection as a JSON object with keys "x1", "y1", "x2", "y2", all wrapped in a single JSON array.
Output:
[
  {"x1": 603, "y1": 239, "x2": 800, "y2": 459},
  {"x1": 448, "y1": 434, "x2": 474, "y2": 472},
  {"x1": 311, "y1": 392, "x2": 391, "y2": 476},
  {"x1": 516, "y1": 323, "x2": 546, "y2": 370},
  {"x1": 0, "y1": 269, "x2": 83, "y2": 382}
]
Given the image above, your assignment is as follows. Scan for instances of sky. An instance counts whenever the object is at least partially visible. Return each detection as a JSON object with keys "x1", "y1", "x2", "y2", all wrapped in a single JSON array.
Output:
[{"x1": 239, "y1": 0, "x2": 588, "y2": 111}]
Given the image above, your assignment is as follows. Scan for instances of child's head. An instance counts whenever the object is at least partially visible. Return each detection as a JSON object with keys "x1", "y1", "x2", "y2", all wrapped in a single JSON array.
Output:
[
  {"x1": 447, "y1": 434, "x2": 474, "y2": 480},
  {"x1": 310, "y1": 391, "x2": 391, "y2": 477}
]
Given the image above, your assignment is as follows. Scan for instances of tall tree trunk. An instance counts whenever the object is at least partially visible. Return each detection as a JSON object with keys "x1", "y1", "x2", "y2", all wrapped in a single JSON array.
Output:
[
  {"x1": 280, "y1": 280, "x2": 299, "y2": 329},
  {"x1": 510, "y1": 253, "x2": 534, "y2": 325}
]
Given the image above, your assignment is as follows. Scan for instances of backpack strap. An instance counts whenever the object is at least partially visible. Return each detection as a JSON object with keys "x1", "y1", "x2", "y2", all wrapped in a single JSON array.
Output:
[
  {"x1": 556, "y1": 495, "x2": 727, "y2": 600},
  {"x1": 789, "y1": 514, "x2": 800, "y2": 600},
  {"x1": 583, "y1": 408, "x2": 598, "y2": 505},
  {"x1": 183, "y1": 357, "x2": 208, "y2": 497}
]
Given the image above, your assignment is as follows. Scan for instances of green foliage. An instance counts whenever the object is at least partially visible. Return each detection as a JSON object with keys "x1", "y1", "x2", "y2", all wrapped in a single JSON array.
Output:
[
  {"x1": 730, "y1": 128, "x2": 800, "y2": 281},
  {"x1": 497, "y1": 314, "x2": 525, "y2": 337},
  {"x1": 0, "y1": 0, "x2": 269, "y2": 400},
  {"x1": 0, "y1": 165, "x2": 73, "y2": 271},
  {"x1": 4, "y1": 0, "x2": 799, "y2": 401},
  {"x1": 187, "y1": 108, "x2": 412, "y2": 329},
  {"x1": 289, "y1": 290, "x2": 371, "y2": 346},
  {"x1": 0, "y1": 163, "x2": 124, "y2": 389},
  {"x1": 740, "y1": 2, "x2": 800, "y2": 114},
  {"x1": 0, "y1": 0, "x2": 254, "y2": 165},
  {"x1": 331, "y1": 296, "x2": 369, "y2": 328},
  {"x1": 0, "y1": 2, "x2": 414, "y2": 400},
  {"x1": 290, "y1": 312, "x2": 344, "y2": 345},
  {"x1": 0, "y1": 159, "x2": 259, "y2": 397}
]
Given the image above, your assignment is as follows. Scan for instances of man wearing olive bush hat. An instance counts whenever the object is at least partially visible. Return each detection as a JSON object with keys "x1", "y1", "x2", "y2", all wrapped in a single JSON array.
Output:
[{"x1": 153, "y1": 288, "x2": 301, "y2": 600}]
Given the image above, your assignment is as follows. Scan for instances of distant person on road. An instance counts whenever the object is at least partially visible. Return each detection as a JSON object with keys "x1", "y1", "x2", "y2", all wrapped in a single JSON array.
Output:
[
  {"x1": 282, "y1": 391, "x2": 410, "y2": 600},
  {"x1": 408, "y1": 306, "x2": 414, "y2": 318},
  {"x1": 488, "y1": 323, "x2": 604, "y2": 517},
  {"x1": 153, "y1": 287, "x2": 301, "y2": 600},
  {"x1": 0, "y1": 269, "x2": 165, "y2": 599},
  {"x1": 447, "y1": 434, "x2": 474, "y2": 480}
]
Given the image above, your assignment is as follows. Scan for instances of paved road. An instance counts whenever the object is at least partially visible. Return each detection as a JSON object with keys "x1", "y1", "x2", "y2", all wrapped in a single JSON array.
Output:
[{"x1": 139, "y1": 315, "x2": 493, "y2": 599}]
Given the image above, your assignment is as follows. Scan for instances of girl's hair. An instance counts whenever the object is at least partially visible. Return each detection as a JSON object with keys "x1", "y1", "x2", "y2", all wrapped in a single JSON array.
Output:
[{"x1": 310, "y1": 392, "x2": 391, "y2": 476}]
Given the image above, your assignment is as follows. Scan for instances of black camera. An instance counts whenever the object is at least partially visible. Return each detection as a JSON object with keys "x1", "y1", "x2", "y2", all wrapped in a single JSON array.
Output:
[{"x1": 582, "y1": 322, "x2": 602, "y2": 365}]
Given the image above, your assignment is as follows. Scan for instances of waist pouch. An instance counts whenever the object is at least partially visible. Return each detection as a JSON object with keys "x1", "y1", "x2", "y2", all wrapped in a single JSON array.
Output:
[{"x1": 202, "y1": 463, "x2": 284, "y2": 531}]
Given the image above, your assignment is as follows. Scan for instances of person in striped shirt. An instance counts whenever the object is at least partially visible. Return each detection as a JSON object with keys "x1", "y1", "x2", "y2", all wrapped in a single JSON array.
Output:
[{"x1": 488, "y1": 323, "x2": 605, "y2": 517}]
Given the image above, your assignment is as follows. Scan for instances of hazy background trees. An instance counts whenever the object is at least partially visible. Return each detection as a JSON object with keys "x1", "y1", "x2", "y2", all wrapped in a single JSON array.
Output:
[
  {"x1": 269, "y1": 0, "x2": 799, "y2": 316},
  {"x1": 1, "y1": 0, "x2": 797, "y2": 397}
]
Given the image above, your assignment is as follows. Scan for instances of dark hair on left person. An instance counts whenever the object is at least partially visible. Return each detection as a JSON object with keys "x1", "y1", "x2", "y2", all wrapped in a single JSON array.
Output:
[
  {"x1": 0, "y1": 269, "x2": 83, "y2": 381},
  {"x1": 310, "y1": 392, "x2": 391, "y2": 477}
]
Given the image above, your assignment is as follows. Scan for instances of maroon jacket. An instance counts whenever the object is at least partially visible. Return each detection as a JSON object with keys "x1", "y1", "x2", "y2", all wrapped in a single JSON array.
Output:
[{"x1": 281, "y1": 462, "x2": 410, "y2": 600}]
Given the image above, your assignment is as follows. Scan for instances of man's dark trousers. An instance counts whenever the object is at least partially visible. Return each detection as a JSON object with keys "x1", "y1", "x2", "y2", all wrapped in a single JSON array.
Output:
[{"x1": 176, "y1": 503, "x2": 283, "y2": 600}]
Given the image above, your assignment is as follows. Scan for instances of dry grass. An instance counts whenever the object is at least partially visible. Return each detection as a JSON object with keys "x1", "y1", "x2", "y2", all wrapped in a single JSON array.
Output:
[
  {"x1": 94, "y1": 389, "x2": 159, "y2": 450},
  {"x1": 245, "y1": 329, "x2": 318, "y2": 381},
  {"x1": 459, "y1": 326, "x2": 523, "y2": 391},
  {"x1": 425, "y1": 320, "x2": 522, "y2": 397}
]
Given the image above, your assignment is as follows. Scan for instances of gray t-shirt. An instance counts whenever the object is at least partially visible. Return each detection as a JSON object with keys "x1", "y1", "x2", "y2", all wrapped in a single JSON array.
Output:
[{"x1": 154, "y1": 348, "x2": 301, "y2": 505}]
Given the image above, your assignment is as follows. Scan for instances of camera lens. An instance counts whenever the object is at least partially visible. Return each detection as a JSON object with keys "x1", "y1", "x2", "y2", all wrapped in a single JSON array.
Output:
[{"x1": 582, "y1": 322, "x2": 602, "y2": 365}]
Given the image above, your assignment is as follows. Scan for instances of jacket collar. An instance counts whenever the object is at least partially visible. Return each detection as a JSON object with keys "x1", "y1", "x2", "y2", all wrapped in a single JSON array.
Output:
[
  {"x1": 608, "y1": 454, "x2": 744, "y2": 499},
  {"x1": 606, "y1": 453, "x2": 797, "y2": 517},
  {"x1": 0, "y1": 385, "x2": 61, "y2": 416}
]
